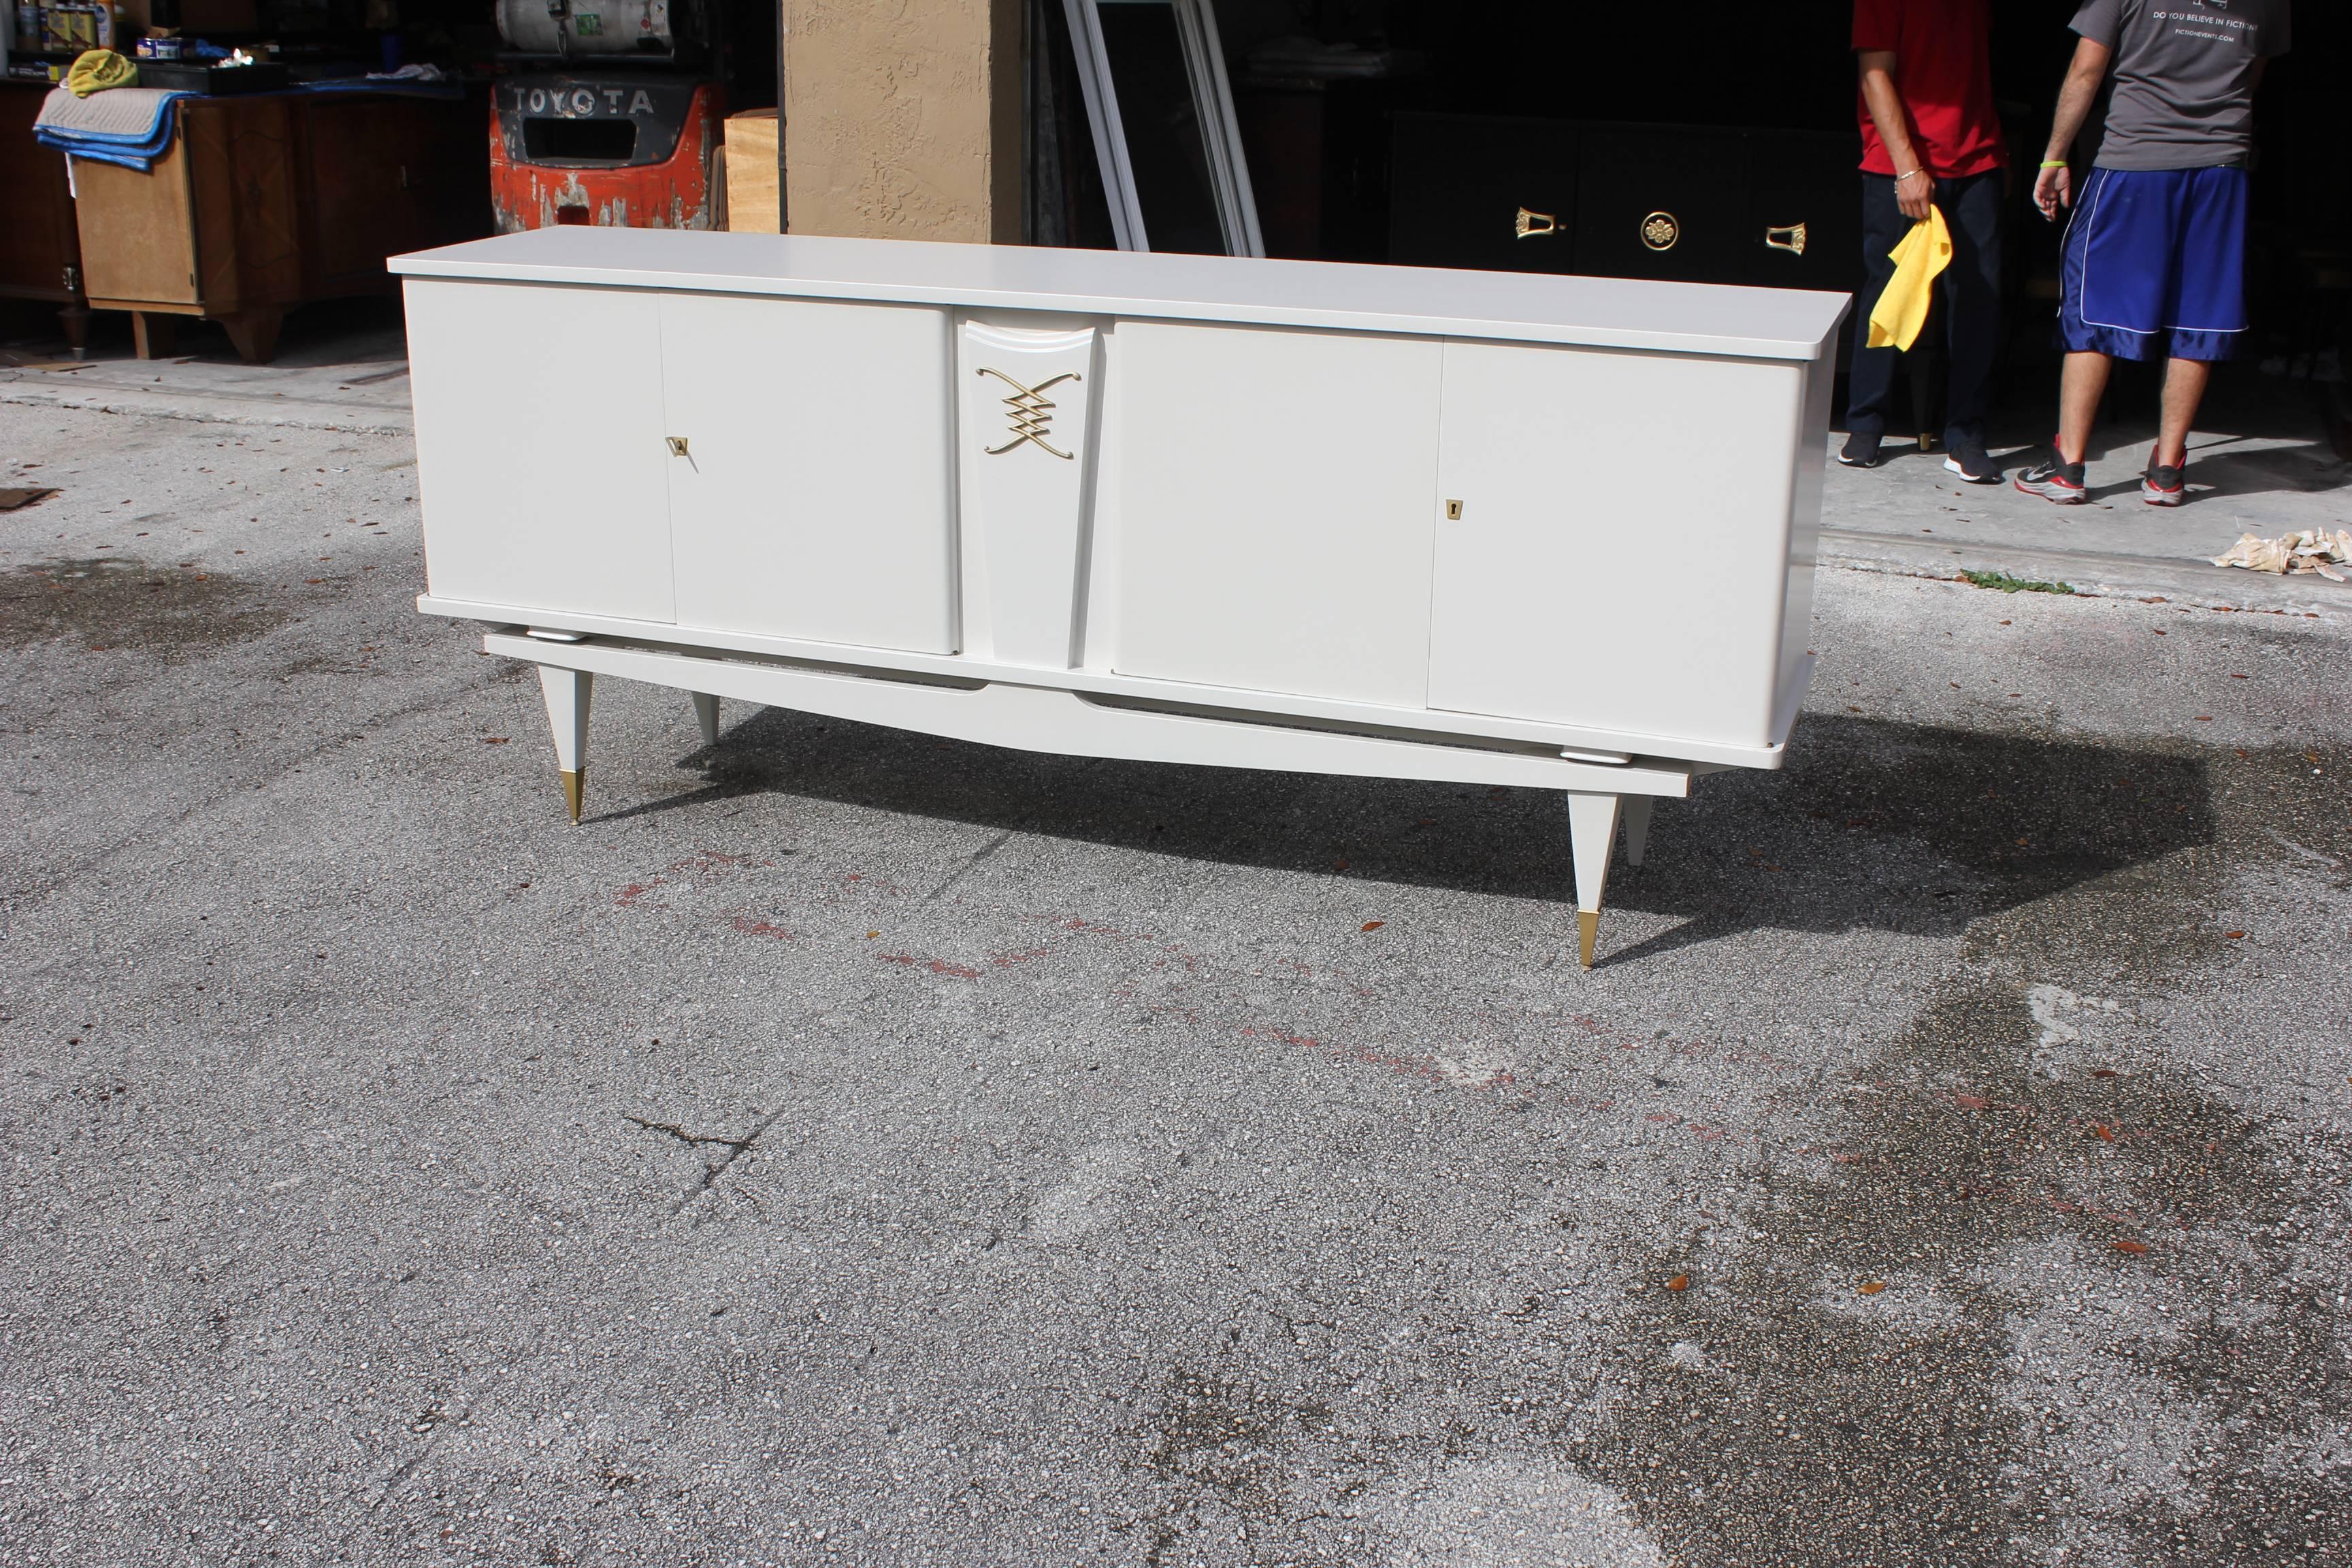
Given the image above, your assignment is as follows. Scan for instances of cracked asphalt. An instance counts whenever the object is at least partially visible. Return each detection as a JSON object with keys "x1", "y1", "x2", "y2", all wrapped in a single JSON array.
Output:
[{"x1": 3, "y1": 401, "x2": 2350, "y2": 1567}]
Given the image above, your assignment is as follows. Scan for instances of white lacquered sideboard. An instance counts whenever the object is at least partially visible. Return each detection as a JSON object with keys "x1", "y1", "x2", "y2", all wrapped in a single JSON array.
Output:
[{"x1": 391, "y1": 228, "x2": 1848, "y2": 966}]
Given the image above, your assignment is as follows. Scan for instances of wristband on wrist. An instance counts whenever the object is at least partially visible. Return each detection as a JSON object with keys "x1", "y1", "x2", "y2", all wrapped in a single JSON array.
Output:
[
  {"x1": 2039, "y1": 159, "x2": 2069, "y2": 169},
  {"x1": 1897, "y1": 168, "x2": 1929, "y2": 182}
]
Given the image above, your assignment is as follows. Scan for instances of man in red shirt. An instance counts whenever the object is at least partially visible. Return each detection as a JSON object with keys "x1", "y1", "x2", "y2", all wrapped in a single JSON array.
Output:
[{"x1": 1840, "y1": 0, "x2": 2009, "y2": 483}]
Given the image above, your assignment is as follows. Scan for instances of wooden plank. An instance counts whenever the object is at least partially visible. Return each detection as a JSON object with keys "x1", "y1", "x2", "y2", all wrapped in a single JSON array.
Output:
[{"x1": 722, "y1": 110, "x2": 779, "y2": 234}]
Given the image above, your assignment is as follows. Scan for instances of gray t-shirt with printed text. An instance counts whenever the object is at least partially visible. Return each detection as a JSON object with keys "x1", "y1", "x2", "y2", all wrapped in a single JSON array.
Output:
[{"x1": 2070, "y1": 0, "x2": 2290, "y2": 169}]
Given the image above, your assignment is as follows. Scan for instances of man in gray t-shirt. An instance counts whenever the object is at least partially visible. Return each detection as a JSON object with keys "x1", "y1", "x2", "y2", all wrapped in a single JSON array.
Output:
[
  {"x1": 2074, "y1": 0, "x2": 2289, "y2": 169},
  {"x1": 2012, "y1": 0, "x2": 2291, "y2": 508}
]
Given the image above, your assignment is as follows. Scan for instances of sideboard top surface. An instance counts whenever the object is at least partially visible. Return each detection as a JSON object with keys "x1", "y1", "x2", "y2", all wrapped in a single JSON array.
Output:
[{"x1": 389, "y1": 228, "x2": 1851, "y2": 362}]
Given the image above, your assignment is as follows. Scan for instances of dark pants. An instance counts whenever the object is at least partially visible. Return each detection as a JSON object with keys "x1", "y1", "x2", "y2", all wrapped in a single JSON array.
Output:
[{"x1": 1844, "y1": 167, "x2": 2004, "y2": 448}]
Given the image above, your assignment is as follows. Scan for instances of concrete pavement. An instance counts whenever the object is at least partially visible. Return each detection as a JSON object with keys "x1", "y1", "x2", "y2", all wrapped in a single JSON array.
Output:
[
  {"x1": 1820, "y1": 368, "x2": 2351, "y2": 610},
  {"x1": 1, "y1": 306, "x2": 414, "y2": 436},
  {"x1": 3, "y1": 390, "x2": 2351, "y2": 1567}
]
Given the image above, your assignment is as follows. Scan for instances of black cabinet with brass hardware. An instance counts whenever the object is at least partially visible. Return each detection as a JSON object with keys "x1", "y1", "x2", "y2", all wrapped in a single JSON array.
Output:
[
  {"x1": 1388, "y1": 113, "x2": 1581, "y2": 276},
  {"x1": 1570, "y1": 125, "x2": 1759, "y2": 287},
  {"x1": 1737, "y1": 129, "x2": 1862, "y2": 292},
  {"x1": 1390, "y1": 113, "x2": 1859, "y2": 299}
]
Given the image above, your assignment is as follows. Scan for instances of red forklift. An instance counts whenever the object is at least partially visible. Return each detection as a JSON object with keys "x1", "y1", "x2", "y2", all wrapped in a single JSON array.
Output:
[{"x1": 486, "y1": 0, "x2": 766, "y2": 231}]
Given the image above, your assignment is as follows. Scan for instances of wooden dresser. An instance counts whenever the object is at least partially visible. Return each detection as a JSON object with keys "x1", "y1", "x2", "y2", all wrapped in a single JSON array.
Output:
[
  {"x1": 0, "y1": 78, "x2": 90, "y2": 349},
  {"x1": 71, "y1": 88, "x2": 490, "y2": 362}
]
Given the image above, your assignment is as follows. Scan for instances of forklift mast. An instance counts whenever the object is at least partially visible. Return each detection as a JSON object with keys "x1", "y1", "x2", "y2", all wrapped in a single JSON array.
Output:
[{"x1": 492, "y1": 0, "x2": 710, "y2": 68}]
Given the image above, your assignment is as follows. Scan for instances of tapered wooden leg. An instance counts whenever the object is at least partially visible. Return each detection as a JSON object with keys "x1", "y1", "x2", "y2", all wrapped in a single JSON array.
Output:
[
  {"x1": 538, "y1": 666, "x2": 593, "y2": 823},
  {"x1": 1622, "y1": 794, "x2": 1654, "y2": 868},
  {"x1": 692, "y1": 692, "x2": 720, "y2": 749},
  {"x1": 220, "y1": 307, "x2": 283, "y2": 365},
  {"x1": 58, "y1": 304, "x2": 91, "y2": 358},
  {"x1": 1566, "y1": 791, "x2": 1622, "y2": 969},
  {"x1": 131, "y1": 311, "x2": 178, "y2": 360}
]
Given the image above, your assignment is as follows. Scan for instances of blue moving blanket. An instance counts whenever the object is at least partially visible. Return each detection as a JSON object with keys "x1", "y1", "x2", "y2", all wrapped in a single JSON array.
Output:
[{"x1": 33, "y1": 86, "x2": 192, "y2": 172}]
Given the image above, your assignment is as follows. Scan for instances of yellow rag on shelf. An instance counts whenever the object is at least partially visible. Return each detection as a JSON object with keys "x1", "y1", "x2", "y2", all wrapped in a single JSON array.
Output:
[
  {"x1": 67, "y1": 49, "x2": 139, "y2": 97},
  {"x1": 1866, "y1": 205, "x2": 1951, "y2": 352}
]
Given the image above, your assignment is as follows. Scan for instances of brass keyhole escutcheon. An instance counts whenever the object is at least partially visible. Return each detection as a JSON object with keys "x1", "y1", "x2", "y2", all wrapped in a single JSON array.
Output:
[
  {"x1": 1639, "y1": 212, "x2": 1680, "y2": 252},
  {"x1": 666, "y1": 436, "x2": 690, "y2": 457},
  {"x1": 1446, "y1": 499, "x2": 1464, "y2": 520}
]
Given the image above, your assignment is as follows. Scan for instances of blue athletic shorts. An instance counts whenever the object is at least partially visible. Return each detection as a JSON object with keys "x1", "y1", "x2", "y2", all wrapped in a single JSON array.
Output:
[{"x1": 2057, "y1": 165, "x2": 2249, "y2": 362}]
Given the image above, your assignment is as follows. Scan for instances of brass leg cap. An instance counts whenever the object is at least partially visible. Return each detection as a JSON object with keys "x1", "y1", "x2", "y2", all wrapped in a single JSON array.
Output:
[
  {"x1": 561, "y1": 767, "x2": 584, "y2": 824},
  {"x1": 1578, "y1": 909, "x2": 1600, "y2": 969}
]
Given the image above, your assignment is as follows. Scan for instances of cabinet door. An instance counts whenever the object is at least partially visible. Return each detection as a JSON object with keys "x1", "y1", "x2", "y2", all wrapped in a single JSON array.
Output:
[
  {"x1": 71, "y1": 144, "x2": 200, "y2": 306},
  {"x1": 661, "y1": 295, "x2": 957, "y2": 654},
  {"x1": 305, "y1": 96, "x2": 415, "y2": 295},
  {"x1": 1388, "y1": 113, "x2": 1581, "y2": 275},
  {"x1": 1426, "y1": 339, "x2": 1803, "y2": 750},
  {"x1": 405, "y1": 279, "x2": 676, "y2": 622},
  {"x1": 1571, "y1": 125, "x2": 1753, "y2": 285},
  {"x1": 1108, "y1": 321, "x2": 1441, "y2": 708},
  {"x1": 0, "y1": 84, "x2": 82, "y2": 300},
  {"x1": 1740, "y1": 129, "x2": 1862, "y2": 295}
]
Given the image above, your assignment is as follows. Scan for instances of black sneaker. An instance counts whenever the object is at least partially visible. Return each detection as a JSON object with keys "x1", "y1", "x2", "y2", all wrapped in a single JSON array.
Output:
[
  {"x1": 2142, "y1": 451, "x2": 2185, "y2": 506},
  {"x1": 1942, "y1": 438, "x2": 2002, "y2": 484},
  {"x1": 2012, "y1": 443, "x2": 2088, "y2": 504},
  {"x1": 1838, "y1": 430, "x2": 1884, "y2": 468}
]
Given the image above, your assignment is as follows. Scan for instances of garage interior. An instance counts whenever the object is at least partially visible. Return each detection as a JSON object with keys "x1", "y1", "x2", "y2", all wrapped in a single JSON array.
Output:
[{"x1": 3, "y1": 0, "x2": 2345, "y2": 447}]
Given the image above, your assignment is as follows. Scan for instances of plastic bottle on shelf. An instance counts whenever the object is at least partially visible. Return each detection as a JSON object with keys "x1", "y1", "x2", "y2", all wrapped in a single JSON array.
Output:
[{"x1": 45, "y1": 0, "x2": 84, "y2": 52}]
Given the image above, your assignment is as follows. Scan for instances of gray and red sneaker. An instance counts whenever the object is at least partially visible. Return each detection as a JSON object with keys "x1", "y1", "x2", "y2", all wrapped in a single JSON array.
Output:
[
  {"x1": 2013, "y1": 442, "x2": 2088, "y2": 504},
  {"x1": 2141, "y1": 451, "x2": 2185, "y2": 506}
]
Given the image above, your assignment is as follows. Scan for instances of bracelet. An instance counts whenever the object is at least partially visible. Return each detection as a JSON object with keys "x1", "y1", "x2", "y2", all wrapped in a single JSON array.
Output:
[
  {"x1": 1896, "y1": 168, "x2": 1930, "y2": 182},
  {"x1": 2039, "y1": 159, "x2": 2069, "y2": 169}
]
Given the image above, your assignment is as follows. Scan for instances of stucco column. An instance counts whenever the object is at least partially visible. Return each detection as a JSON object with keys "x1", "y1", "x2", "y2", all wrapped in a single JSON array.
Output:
[{"x1": 780, "y1": 0, "x2": 1025, "y2": 244}]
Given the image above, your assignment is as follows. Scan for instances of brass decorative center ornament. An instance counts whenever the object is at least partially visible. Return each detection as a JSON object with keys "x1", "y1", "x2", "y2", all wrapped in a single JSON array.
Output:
[
  {"x1": 1640, "y1": 212, "x2": 1679, "y2": 252},
  {"x1": 978, "y1": 367, "x2": 1081, "y2": 459}
]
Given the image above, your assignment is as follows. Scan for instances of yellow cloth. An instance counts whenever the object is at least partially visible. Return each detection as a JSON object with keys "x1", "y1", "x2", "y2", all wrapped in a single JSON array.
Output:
[
  {"x1": 1866, "y1": 204, "x2": 1953, "y2": 353},
  {"x1": 67, "y1": 49, "x2": 139, "y2": 97}
]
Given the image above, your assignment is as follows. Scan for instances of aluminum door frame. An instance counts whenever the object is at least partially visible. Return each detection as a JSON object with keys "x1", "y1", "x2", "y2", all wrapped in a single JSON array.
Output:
[{"x1": 1059, "y1": 0, "x2": 1264, "y2": 258}]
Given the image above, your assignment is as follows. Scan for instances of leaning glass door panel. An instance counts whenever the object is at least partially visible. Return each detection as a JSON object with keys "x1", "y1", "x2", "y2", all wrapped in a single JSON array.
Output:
[{"x1": 1061, "y1": 0, "x2": 1262, "y2": 257}]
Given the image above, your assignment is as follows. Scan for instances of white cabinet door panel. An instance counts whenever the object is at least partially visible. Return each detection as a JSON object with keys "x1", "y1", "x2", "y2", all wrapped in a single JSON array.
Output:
[
  {"x1": 404, "y1": 280, "x2": 675, "y2": 623},
  {"x1": 1107, "y1": 323, "x2": 1443, "y2": 708},
  {"x1": 1426, "y1": 342, "x2": 1805, "y2": 749},
  {"x1": 662, "y1": 295, "x2": 957, "y2": 654},
  {"x1": 955, "y1": 316, "x2": 1100, "y2": 670}
]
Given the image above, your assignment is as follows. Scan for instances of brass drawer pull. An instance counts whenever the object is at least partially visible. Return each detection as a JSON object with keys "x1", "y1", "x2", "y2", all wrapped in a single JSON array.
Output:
[
  {"x1": 1640, "y1": 212, "x2": 1679, "y2": 251},
  {"x1": 1764, "y1": 222, "x2": 1808, "y2": 256},
  {"x1": 1514, "y1": 206, "x2": 1558, "y2": 240}
]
